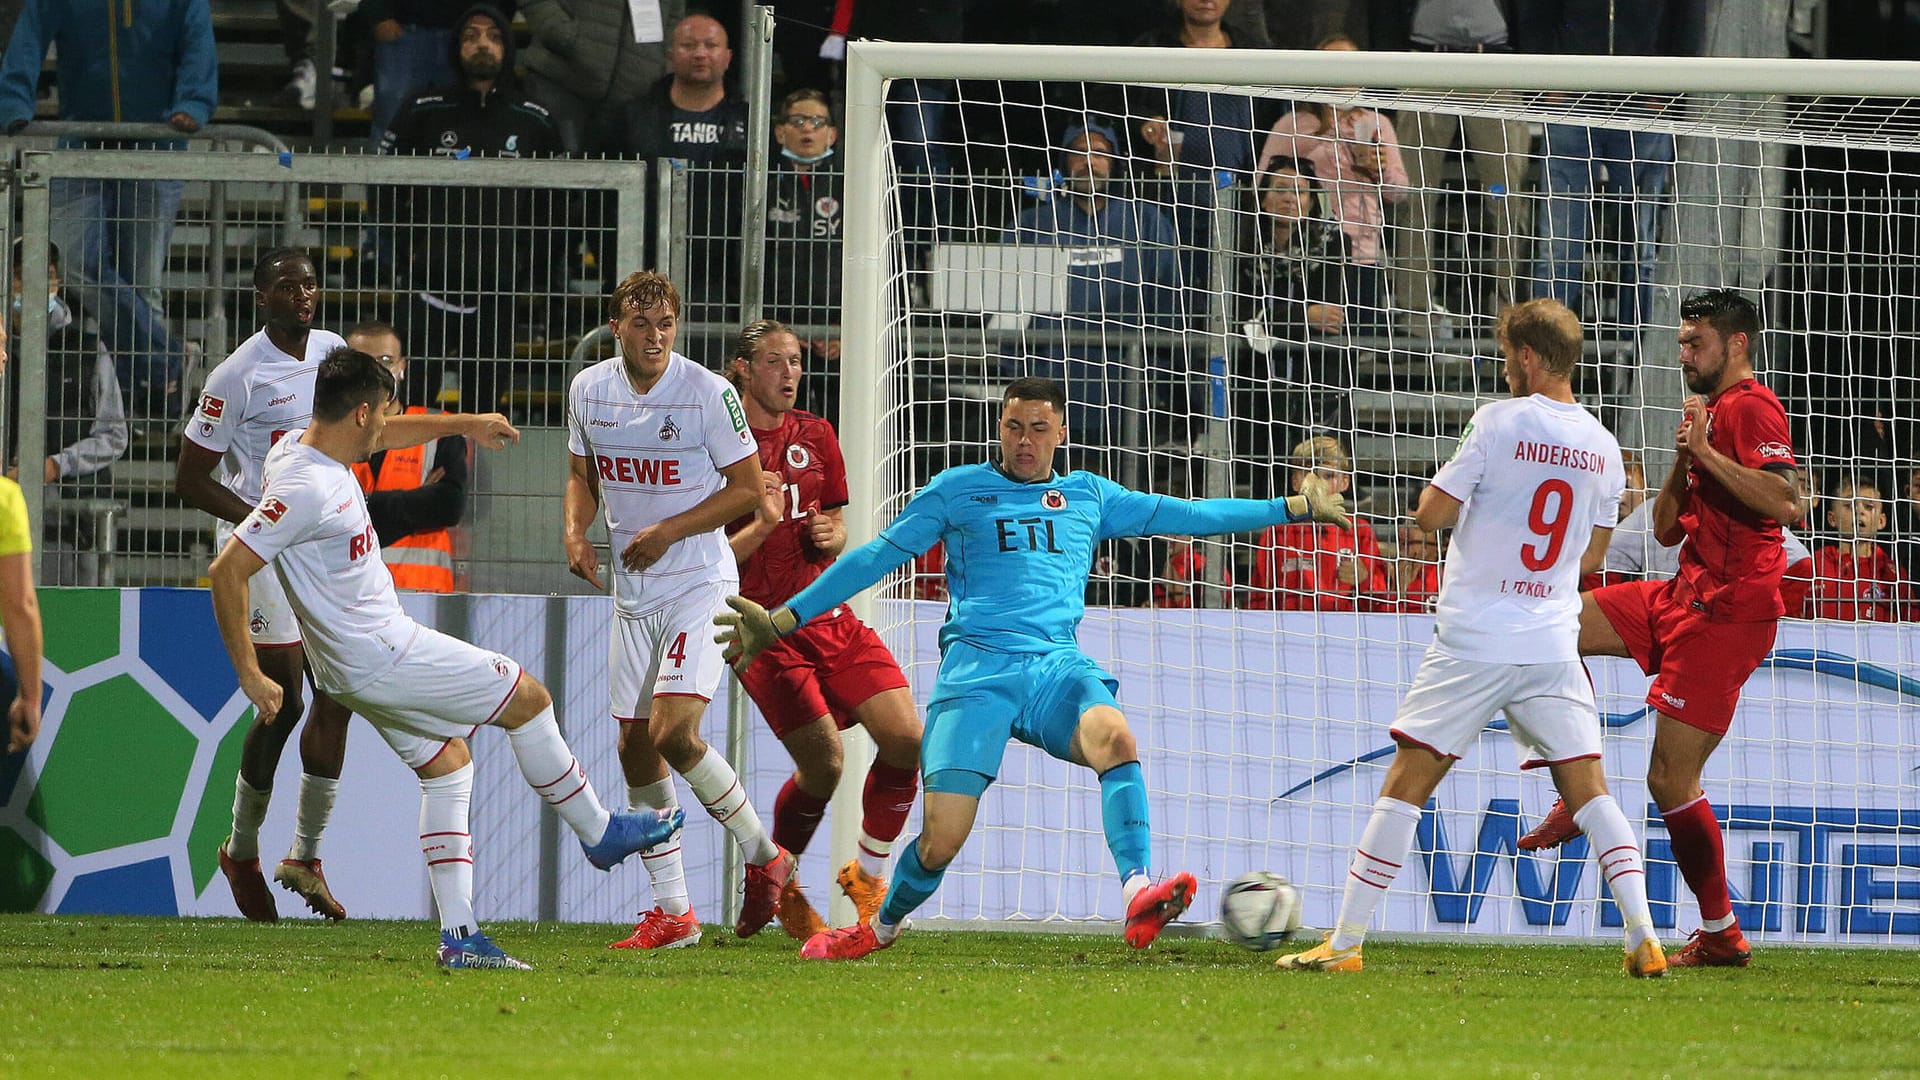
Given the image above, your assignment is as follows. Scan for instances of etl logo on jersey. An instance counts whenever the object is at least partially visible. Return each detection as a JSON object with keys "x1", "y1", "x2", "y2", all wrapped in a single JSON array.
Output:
[{"x1": 1042, "y1": 490, "x2": 1067, "y2": 510}]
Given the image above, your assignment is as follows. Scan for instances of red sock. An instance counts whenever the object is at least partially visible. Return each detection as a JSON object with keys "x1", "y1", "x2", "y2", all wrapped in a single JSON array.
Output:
[
  {"x1": 772, "y1": 776, "x2": 830, "y2": 856},
  {"x1": 860, "y1": 760, "x2": 918, "y2": 844},
  {"x1": 1662, "y1": 795, "x2": 1733, "y2": 922}
]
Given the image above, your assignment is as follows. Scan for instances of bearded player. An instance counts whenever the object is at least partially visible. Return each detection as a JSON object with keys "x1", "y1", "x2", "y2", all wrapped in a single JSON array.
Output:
[
  {"x1": 723, "y1": 320, "x2": 921, "y2": 939},
  {"x1": 1519, "y1": 289, "x2": 1803, "y2": 968}
]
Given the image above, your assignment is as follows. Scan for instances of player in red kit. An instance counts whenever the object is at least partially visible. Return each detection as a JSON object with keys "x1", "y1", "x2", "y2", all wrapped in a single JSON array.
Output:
[
  {"x1": 1519, "y1": 290, "x2": 1804, "y2": 967},
  {"x1": 723, "y1": 320, "x2": 923, "y2": 939}
]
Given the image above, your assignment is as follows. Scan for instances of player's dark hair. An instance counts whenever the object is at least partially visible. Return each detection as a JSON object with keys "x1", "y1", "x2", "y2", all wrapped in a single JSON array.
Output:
[
  {"x1": 726, "y1": 318, "x2": 796, "y2": 387},
  {"x1": 254, "y1": 247, "x2": 315, "y2": 292},
  {"x1": 1680, "y1": 289, "x2": 1761, "y2": 346},
  {"x1": 1003, "y1": 377, "x2": 1067, "y2": 416},
  {"x1": 313, "y1": 347, "x2": 396, "y2": 422},
  {"x1": 1497, "y1": 297, "x2": 1584, "y2": 378},
  {"x1": 609, "y1": 269, "x2": 681, "y2": 322}
]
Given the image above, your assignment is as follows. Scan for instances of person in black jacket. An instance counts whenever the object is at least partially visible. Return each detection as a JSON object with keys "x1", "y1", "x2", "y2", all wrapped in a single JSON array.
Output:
[
  {"x1": 766, "y1": 88, "x2": 843, "y2": 423},
  {"x1": 376, "y1": 2, "x2": 565, "y2": 414}
]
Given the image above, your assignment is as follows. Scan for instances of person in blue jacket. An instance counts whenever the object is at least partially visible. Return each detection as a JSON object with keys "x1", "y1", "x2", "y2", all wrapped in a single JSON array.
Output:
[
  {"x1": 0, "y1": 0, "x2": 217, "y2": 418},
  {"x1": 716, "y1": 377, "x2": 1353, "y2": 960}
]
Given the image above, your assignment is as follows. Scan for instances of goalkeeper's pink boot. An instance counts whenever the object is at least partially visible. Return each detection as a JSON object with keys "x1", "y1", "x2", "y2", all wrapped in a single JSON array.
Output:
[
  {"x1": 1518, "y1": 798, "x2": 1582, "y2": 851},
  {"x1": 1124, "y1": 871, "x2": 1197, "y2": 948},
  {"x1": 800, "y1": 921, "x2": 892, "y2": 960}
]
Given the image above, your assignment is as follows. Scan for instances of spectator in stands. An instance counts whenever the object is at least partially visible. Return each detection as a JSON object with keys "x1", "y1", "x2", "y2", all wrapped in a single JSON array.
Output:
[
  {"x1": 377, "y1": 3, "x2": 565, "y2": 413},
  {"x1": 346, "y1": 322, "x2": 469, "y2": 593},
  {"x1": 592, "y1": 12, "x2": 748, "y2": 162},
  {"x1": 276, "y1": 0, "x2": 321, "y2": 112},
  {"x1": 593, "y1": 12, "x2": 749, "y2": 321},
  {"x1": 766, "y1": 88, "x2": 844, "y2": 422},
  {"x1": 1246, "y1": 434, "x2": 1388, "y2": 609},
  {"x1": 1007, "y1": 121, "x2": 1185, "y2": 459},
  {"x1": 0, "y1": 363, "x2": 45, "y2": 753},
  {"x1": 520, "y1": 0, "x2": 684, "y2": 152},
  {"x1": 1371, "y1": 519, "x2": 1441, "y2": 613},
  {"x1": 1240, "y1": 163, "x2": 1356, "y2": 346},
  {"x1": 0, "y1": 0, "x2": 215, "y2": 419},
  {"x1": 1373, "y1": 0, "x2": 1533, "y2": 327},
  {"x1": 1521, "y1": 0, "x2": 1706, "y2": 337},
  {"x1": 1809, "y1": 477, "x2": 1910, "y2": 622},
  {"x1": 1618, "y1": 448, "x2": 1649, "y2": 519},
  {"x1": 1897, "y1": 465, "x2": 1920, "y2": 584},
  {"x1": 1257, "y1": 36, "x2": 1409, "y2": 330},
  {"x1": 1795, "y1": 466, "x2": 1822, "y2": 541},
  {"x1": 364, "y1": 0, "x2": 464, "y2": 140},
  {"x1": 1591, "y1": 493, "x2": 1815, "y2": 617},
  {"x1": 7, "y1": 242, "x2": 130, "y2": 582}
]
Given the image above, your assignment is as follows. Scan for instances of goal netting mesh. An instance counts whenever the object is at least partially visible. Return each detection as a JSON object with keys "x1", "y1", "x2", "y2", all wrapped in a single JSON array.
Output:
[{"x1": 839, "y1": 46, "x2": 1920, "y2": 943}]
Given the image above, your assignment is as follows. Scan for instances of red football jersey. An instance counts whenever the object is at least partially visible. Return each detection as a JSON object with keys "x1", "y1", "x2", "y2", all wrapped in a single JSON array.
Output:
[
  {"x1": 1675, "y1": 378, "x2": 1797, "y2": 621},
  {"x1": 729, "y1": 410, "x2": 850, "y2": 608},
  {"x1": 1246, "y1": 518, "x2": 1389, "y2": 611},
  {"x1": 1809, "y1": 543, "x2": 1910, "y2": 622}
]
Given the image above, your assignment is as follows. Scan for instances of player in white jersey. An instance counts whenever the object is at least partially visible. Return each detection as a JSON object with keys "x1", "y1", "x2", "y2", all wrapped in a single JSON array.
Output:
[
  {"x1": 179, "y1": 249, "x2": 519, "y2": 924},
  {"x1": 211, "y1": 348, "x2": 682, "y2": 968},
  {"x1": 1277, "y1": 298, "x2": 1669, "y2": 978},
  {"x1": 563, "y1": 270, "x2": 792, "y2": 948}
]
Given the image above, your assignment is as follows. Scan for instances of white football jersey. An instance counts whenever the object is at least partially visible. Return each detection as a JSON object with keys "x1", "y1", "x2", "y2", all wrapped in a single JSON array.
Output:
[
  {"x1": 237, "y1": 435, "x2": 419, "y2": 694},
  {"x1": 185, "y1": 327, "x2": 347, "y2": 504},
  {"x1": 1428, "y1": 395, "x2": 1625, "y2": 663},
  {"x1": 567, "y1": 352, "x2": 758, "y2": 616},
  {"x1": 1602, "y1": 498, "x2": 1812, "y2": 578}
]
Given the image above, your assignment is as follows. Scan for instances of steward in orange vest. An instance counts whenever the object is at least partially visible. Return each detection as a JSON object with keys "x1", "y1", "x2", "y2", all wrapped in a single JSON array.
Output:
[{"x1": 351, "y1": 405, "x2": 466, "y2": 592}]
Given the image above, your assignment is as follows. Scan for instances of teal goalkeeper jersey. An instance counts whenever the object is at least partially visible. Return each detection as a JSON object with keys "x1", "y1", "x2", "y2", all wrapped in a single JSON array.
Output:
[{"x1": 783, "y1": 462, "x2": 1300, "y2": 654}]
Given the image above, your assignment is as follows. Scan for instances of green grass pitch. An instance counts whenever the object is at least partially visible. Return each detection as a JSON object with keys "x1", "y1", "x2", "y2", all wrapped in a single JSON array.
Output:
[{"x1": 1, "y1": 915, "x2": 1914, "y2": 1078}]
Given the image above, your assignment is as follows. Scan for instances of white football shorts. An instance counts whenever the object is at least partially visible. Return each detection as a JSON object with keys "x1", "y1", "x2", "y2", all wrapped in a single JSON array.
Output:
[
  {"x1": 332, "y1": 625, "x2": 522, "y2": 769},
  {"x1": 1389, "y1": 650, "x2": 1603, "y2": 769},
  {"x1": 608, "y1": 581, "x2": 731, "y2": 720},
  {"x1": 219, "y1": 521, "x2": 302, "y2": 647}
]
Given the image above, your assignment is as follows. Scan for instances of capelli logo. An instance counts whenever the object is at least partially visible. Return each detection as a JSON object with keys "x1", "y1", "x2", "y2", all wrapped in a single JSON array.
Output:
[{"x1": 1660, "y1": 691, "x2": 1688, "y2": 710}]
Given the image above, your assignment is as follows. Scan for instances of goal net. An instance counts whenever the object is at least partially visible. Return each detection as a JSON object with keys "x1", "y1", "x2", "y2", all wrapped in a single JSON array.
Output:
[{"x1": 835, "y1": 43, "x2": 1920, "y2": 943}]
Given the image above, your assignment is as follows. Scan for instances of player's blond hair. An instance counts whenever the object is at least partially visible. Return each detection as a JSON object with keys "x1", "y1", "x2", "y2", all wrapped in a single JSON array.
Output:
[
  {"x1": 609, "y1": 270, "x2": 681, "y2": 322},
  {"x1": 1291, "y1": 434, "x2": 1350, "y2": 474},
  {"x1": 725, "y1": 318, "x2": 796, "y2": 388},
  {"x1": 1497, "y1": 298, "x2": 1584, "y2": 378}
]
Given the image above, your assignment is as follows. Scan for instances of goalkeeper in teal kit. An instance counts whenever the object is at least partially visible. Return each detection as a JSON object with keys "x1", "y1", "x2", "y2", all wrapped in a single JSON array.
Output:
[{"x1": 716, "y1": 379, "x2": 1349, "y2": 959}]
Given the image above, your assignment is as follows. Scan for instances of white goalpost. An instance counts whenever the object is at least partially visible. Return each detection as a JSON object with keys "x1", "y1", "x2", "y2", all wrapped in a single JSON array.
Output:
[{"x1": 830, "y1": 42, "x2": 1920, "y2": 942}]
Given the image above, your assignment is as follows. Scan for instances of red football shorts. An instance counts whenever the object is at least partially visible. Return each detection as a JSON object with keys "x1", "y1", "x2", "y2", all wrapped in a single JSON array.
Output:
[
  {"x1": 1592, "y1": 578, "x2": 1778, "y2": 736},
  {"x1": 739, "y1": 613, "x2": 910, "y2": 739}
]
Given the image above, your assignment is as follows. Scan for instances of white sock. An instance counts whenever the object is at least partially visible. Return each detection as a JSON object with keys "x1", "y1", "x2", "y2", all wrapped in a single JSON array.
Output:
[
  {"x1": 506, "y1": 707, "x2": 612, "y2": 844},
  {"x1": 683, "y1": 746, "x2": 778, "y2": 865},
  {"x1": 856, "y1": 828, "x2": 892, "y2": 878},
  {"x1": 1121, "y1": 872, "x2": 1149, "y2": 907},
  {"x1": 419, "y1": 763, "x2": 476, "y2": 936},
  {"x1": 1701, "y1": 912, "x2": 1736, "y2": 934},
  {"x1": 227, "y1": 777, "x2": 271, "y2": 861},
  {"x1": 872, "y1": 916, "x2": 901, "y2": 944},
  {"x1": 1329, "y1": 796, "x2": 1422, "y2": 952},
  {"x1": 629, "y1": 776, "x2": 691, "y2": 917},
  {"x1": 1573, "y1": 795, "x2": 1658, "y2": 949},
  {"x1": 287, "y1": 774, "x2": 338, "y2": 862}
]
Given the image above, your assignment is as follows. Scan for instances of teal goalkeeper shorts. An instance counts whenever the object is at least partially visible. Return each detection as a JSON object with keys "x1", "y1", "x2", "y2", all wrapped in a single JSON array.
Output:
[{"x1": 921, "y1": 641, "x2": 1121, "y2": 794}]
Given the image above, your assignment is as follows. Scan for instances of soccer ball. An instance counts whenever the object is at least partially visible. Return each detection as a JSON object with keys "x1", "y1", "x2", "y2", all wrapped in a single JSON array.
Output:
[{"x1": 1218, "y1": 872, "x2": 1302, "y2": 951}]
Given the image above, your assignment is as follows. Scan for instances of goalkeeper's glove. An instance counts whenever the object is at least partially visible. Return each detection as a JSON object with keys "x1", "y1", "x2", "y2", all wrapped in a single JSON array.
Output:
[
  {"x1": 713, "y1": 595, "x2": 798, "y2": 668},
  {"x1": 1284, "y1": 474, "x2": 1352, "y2": 530}
]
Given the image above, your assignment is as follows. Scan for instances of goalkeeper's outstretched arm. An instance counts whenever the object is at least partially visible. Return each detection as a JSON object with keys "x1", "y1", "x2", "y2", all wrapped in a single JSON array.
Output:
[{"x1": 1103, "y1": 474, "x2": 1351, "y2": 539}]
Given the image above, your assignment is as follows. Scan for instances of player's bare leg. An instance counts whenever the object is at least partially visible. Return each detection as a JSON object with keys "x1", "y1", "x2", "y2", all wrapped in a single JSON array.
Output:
[
  {"x1": 645, "y1": 694, "x2": 790, "y2": 938},
  {"x1": 803, "y1": 788, "x2": 978, "y2": 960},
  {"x1": 218, "y1": 642, "x2": 309, "y2": 922},
  {"x1": 1521, "y1": 592, "x2": 1634, "y2": 851},
  {"x1": 275, "y1": 690, "x2": 350, "y2": 920},
  {"x1": 836, "y1": 688, "x2": 922, "y2": 925},
  {"x1": 1647, "y1": 714, "x2": 1748, "y2": 967},
  {"x1": 1546, "y1": 759, "x2": 1665, "y2": 977},
  {"x1": 1069, "y1": 705, "x2": 1194, "y2": 948}
]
